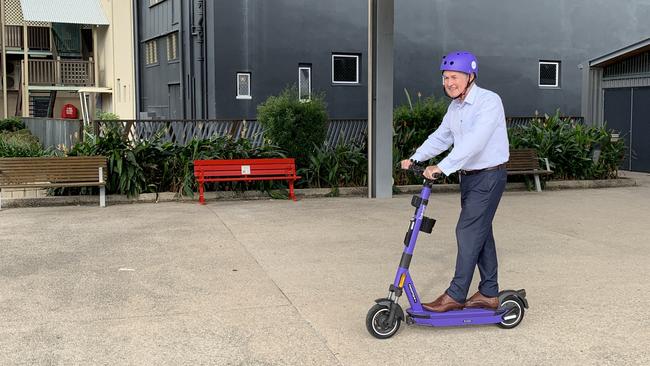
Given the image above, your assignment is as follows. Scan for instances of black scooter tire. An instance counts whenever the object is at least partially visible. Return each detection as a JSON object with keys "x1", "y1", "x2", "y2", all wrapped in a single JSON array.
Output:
[{"x1": 366, "y1": 304, "x2": 401, "y2": 339}]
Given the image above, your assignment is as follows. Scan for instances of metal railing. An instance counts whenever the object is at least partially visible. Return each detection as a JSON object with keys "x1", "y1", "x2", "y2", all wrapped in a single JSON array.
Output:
[
  {"x1": 95, "y1": 119, "x2": 368, "y2": 148},
  {"x1": 27, "y1": 115, "x2": 588, "y2": 151},
  {"x1": 4, "y1": 25, "x2": 51, "y2": 50},
  {"x1": 27, "y1": 59, "x2": 95, "y2": 86}
]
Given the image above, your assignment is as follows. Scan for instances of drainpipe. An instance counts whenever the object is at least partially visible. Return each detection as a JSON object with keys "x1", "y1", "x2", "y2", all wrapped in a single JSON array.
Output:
[
  {"x1": 132, "y1": 0, "x2": 141, "y2": 118},
  {"x1": 22, "y1": 23, "x2": 28, "y2": 117},
  {"x1": 192, "y1": 0, "x2": 206, "y2": 119}
]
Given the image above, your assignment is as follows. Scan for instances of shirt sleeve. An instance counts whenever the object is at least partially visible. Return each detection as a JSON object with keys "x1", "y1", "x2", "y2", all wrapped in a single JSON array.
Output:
[
  {"x1": 409, "y1": 113, "x2": 453, "y2": 163},
  {"x1": 437, "y1": 94, "x2": 504, "y2": 175}
]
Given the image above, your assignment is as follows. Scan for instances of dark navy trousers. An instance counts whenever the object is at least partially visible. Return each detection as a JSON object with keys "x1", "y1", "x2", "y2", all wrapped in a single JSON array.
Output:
[{"x1": 446, "y1": 168, "x2": 507, "y2": 303}]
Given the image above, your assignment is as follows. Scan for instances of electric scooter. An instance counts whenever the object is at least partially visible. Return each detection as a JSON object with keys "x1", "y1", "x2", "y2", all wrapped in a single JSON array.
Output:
[{"x1": 366, "y1": 164, "x2": 529, "y2": 339}]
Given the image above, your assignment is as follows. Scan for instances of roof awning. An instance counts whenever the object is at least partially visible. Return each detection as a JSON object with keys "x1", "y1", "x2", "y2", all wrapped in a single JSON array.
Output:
[
  {"x1": 20, "y1": 0, "x2": 109, "y2": 25},
  {"x1": 77, "y1": 87, "x2": 113, "y2": 94},
  {"x1": 589, "y1": 37, "x2": 650, "y2": 67}
]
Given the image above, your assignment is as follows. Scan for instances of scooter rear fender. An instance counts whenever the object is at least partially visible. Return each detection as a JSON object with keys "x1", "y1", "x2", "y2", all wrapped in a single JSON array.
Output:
[{"x1": 498, "y1": 289, "x2": 529, "y2": 309}]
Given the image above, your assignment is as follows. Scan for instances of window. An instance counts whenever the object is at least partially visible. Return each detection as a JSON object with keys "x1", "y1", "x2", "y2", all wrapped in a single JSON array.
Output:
[
  {"x1": 167, "y1": 32, "x2": 178, "y2": 61},
  {"x1": 539, "y1": 61, "x2": 560, "y2": 87},
  {"x1": 236, "y1": 72, "x2": 251, "y2": 99},
  {"x1": 332, "y1": 54, "x2": 359, "y2": 84},
  {"x1": 298, "y1": 65, "x2": 311, "y2": 101},
  {"x1": 145, "y1": 39, "x2": 158, "y2": 65}
]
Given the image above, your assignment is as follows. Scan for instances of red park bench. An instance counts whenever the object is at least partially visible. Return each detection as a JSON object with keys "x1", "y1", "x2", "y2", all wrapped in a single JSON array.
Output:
[{"x1": 193, "y1": 158, "x2": 301, "y2": 204}]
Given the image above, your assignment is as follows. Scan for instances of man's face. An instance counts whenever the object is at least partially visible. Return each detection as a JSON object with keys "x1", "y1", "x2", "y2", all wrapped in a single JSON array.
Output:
[{"x1": 442, "y1": 71, "x2": 472, "y2": 98}]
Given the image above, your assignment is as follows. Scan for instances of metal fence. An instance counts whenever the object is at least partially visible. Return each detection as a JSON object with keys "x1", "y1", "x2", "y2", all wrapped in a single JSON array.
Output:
[
  {"x1": 23, "y1": 116, "x2": 586, "y2": 151},
  {"x1": 96, "y1": 118, "x2": 368, "y2": 147},
  {"x1": 23, "y1": 117, "x2": 83, "y2": 151}
]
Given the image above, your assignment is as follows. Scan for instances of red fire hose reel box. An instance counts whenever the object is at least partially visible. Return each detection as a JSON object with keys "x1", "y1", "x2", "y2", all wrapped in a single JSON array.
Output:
[{"x1": 61, "y1": 104, "x2": 79, "y2": 119}]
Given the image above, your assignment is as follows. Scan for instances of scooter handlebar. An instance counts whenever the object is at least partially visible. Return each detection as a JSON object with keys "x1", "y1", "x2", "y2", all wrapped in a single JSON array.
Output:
[{"x1": 403, "y1": 161, "x2": 440, "y2": 182}]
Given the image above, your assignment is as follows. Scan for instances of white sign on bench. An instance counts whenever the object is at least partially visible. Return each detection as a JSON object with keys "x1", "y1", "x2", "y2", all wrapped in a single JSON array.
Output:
[{"x1": 241, "y1": 165, "x2": 251, "y2": 175}]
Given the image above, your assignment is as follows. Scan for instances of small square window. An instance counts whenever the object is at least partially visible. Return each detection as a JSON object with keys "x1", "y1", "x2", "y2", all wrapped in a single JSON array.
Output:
[
  {"x1": 332, "y1": 54, "x2": 359, "y2": 84},
  {"x1": 299, "y1": 65, "x2": 311, "y2": 101},
  {"x1": 145, "y1": 39, "x2": 158, "y2": 65},
  {"x1": 539, "y1": 61, "x2": 560, "y2": 87},
  {"x1": 167, "y1": 32, "x2": 178, "y2": 61},
  {"x1": 236, "y1": 72, "x2": 251, "y2": 99}
]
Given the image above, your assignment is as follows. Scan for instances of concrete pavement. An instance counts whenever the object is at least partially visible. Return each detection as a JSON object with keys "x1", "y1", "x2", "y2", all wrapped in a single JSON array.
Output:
[{"x1": 1, "y1": 172, "x2": 649, "y2": 365}]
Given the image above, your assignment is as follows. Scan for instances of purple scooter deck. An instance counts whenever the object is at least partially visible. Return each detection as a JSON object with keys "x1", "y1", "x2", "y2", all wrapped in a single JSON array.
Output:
[{"x1": 407, "y1": 307, "x2": 505, "y2": 327}]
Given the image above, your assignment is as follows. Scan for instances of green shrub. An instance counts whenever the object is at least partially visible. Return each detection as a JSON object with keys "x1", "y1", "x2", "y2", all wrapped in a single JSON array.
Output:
[
  {"x1": 298, "y1": 142, "x2": 367, "y2": 194},
  {"x1": 393, "y1": 90, "x2": 449, "y2": 185},
  {"x1": 0, "y1": 117, "x2": 25, "y2": 132},
  {"x1": 509, "y1": 111, "x2": 625, "y2": 180},
  {"x1": 257, "y1": 86, "x2": 328, "y2": 168},
  {"x1": 69, "y1": 124, "x2": 286, "y2": 197},
  {"x1": 0, "y1": 130, "x2": 48, "y2": 157},
  {"x1": 96, "y1": 110, "x2": 120, "y2": 121},
  {"x1": 163, "y1": 135, "x2": 286, "y2": 197}
]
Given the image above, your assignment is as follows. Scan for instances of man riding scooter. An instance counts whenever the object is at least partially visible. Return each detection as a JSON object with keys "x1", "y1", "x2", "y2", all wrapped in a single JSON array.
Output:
[{"x1": 400, "y1": 51, "x2": 509, "y2": 312}]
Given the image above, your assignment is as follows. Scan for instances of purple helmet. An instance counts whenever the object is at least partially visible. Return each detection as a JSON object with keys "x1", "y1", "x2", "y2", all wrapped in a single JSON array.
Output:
[{"x1": 440, "y1": 51, "x2": 478, "y2": 76}]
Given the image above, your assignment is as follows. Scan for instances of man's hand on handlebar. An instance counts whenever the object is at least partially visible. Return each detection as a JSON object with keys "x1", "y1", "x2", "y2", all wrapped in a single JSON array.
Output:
[
  {"x1": 400, "y1": 159, "x2": 413, "y2": 170},
  {"x1": 400, "y1": 159, "x2": 442, "y2": 180},
  {"x1": 423, "y1": 165, "x2": 442, "y2": 180}
]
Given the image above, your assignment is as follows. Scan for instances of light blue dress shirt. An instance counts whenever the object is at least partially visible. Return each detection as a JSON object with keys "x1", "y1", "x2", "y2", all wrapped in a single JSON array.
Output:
[{"x1": 410, "y1": 84, "x2": 509, "y2": 175}]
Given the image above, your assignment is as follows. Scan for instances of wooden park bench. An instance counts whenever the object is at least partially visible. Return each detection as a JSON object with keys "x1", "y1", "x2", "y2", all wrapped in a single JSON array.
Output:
[
  {"x1": 0, "y1": 156, "x2": 107, "y2": 209},
  {"x1": 506, "y1": 148, "x2": 553, "y2": 192},
  {"x1": 193, "y1": 158, "x2": 301, "y2": 204}
]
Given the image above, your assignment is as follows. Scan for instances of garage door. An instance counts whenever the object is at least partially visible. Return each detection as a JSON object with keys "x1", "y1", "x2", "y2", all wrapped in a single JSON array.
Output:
[
  {"x1": 632, "y1": 87, "x2": 650, "y2": 172},
  {"x1": 603, "y1": 86, "x2": 650, "y2": 172},
  {"x1": 604, "y1": 88, "x2": 631, "y2": 170}
]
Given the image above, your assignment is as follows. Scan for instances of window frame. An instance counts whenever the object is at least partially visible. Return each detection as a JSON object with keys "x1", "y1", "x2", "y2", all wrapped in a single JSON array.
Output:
[
  {"x1": 538, "y1": 60, "x2": 560, "y2": 88},
  {"x1": 236, "y1": 72, "x2": 252, "y2": 100},
  {"x1": 298, "y1": 65, "x2": 312, "y2": 101},
  {"x1": 144, "y1": 39, "x2": 158, "y2": 66},
  {"x1": 166, "y1": 32, "x2": 178, "y2": 62},
  {"x1": 332, "y1": 54, "x2": 360, "y2": 85}
]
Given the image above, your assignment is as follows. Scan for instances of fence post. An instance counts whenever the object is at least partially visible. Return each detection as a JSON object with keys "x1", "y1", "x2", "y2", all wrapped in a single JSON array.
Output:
[{"x1": 55, "y1": 57, "x2": 61, "y2": 86}]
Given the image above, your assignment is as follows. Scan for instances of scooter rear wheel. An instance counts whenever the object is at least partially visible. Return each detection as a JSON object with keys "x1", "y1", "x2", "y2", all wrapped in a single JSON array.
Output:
[
  {"x1": 366, "y1": 304, "x2": 401, "y2": 339},
  {"x1": 497, "y1": 295, "x2": 525, "y2": 329}
]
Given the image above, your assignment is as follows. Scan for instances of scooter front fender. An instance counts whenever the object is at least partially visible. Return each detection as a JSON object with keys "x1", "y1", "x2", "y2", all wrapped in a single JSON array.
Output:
[{"x1": 374, "y1": 298, "x2": 405, "y2": 320}]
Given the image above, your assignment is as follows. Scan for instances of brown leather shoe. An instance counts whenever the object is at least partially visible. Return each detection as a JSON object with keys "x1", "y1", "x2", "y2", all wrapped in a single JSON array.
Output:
[
  {"x1": 422, "y1": 293, "x2": 464, "y2": 312},
  {"x1": 464, "y1": 291, "x2": 499, "y2": 309}
]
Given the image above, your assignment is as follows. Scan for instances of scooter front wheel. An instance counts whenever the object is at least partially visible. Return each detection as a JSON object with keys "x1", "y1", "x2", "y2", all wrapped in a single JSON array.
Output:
[{"x1": 366, "y1": 304, "x2": 401, "y2": 339}]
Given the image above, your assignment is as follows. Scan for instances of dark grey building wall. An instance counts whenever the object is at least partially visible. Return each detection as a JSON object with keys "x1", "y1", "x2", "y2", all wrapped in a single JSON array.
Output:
[
  {"x1": 136, "y1": 0, "x2": 650, "y2": 120},
  {"x1": 394, "y1": 0, "x2": 650, "y2": 117},
  {"x1": 208, "y1": 0, "x2": 368, "y2": 119},
  {"x1": 137, "y1": 0, "x2": 182, "y2": 118}
]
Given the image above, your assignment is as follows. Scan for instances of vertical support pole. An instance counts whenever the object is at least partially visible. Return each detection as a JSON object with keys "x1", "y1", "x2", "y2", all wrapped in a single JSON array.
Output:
[
  {"x1": 99, "y1": 167, "x2": 106, "y2": 207},
  {"x1": 534, "y1": 174, "x2": 542, "y2": 192},
  {"x1": 55, "y1": 56, "x2": 61, "y2": 85},
  {"x1": 1, "y1": 0, "x2": 7, "y2": 118},
  {"x1": 22, "y1": 24, "x2": 29, "y2": 117},
  {"x1": 368, "y1": 0, "x2": 394, "y2": 198}
]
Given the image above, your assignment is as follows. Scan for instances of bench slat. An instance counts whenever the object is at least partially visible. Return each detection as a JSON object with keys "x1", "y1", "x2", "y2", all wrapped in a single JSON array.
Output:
[{"x1": 0, "y1": 182, "x2": 106, "y2": 189}]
